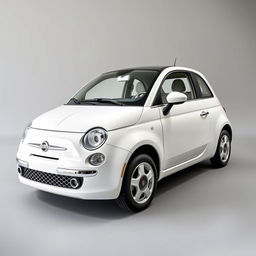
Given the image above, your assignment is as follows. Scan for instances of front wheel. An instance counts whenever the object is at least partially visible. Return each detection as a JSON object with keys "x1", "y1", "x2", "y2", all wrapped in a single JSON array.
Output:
[
  {"x1": 116, "y1": 154, "x2": 157, "y2": 212},
  {"x1": 210, "y1": 130, "x2": 231, "y2": 168}
]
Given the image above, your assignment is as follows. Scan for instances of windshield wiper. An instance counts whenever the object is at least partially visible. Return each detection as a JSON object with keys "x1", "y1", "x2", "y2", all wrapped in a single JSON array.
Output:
[
  {"x1": 68, "y1": 98, "x2": 98, "y2": 105},
  {"x1": 80, "y1": 98, "x2": 124, "y2": 106},
  {"x1": 68, "y1": 98, "x2": 80, "y2": 104}
]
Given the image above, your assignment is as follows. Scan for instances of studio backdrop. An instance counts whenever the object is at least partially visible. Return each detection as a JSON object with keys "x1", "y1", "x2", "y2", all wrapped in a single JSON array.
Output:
[{"x1": 0, "y1": 0, "x2": 255, "y2": 137}]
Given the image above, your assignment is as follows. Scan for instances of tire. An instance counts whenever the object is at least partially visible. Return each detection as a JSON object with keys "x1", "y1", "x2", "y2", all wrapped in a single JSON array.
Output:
[
  {"x1": 116, "y1": 154, "x2": 158, "y2": 212},
  {"x1": 210, "y1": 130, "x2": 231, "y2": 168}
]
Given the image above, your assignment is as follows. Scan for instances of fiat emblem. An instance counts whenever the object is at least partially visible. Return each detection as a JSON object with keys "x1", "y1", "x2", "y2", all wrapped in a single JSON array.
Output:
[{"x1": 40, "y1": 141, "x2": 49, "y2": 152}]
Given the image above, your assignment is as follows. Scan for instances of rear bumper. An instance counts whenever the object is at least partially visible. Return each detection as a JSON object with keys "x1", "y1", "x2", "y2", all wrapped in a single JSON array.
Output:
[{"x1": 16, "y1": 128, "x2": 130, "y2": 200}]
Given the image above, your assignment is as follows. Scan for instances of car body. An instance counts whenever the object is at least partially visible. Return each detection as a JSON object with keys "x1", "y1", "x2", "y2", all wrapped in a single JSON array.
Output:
[{"x1": 17, "y1": 66, "x2": 232, "y2": 211}]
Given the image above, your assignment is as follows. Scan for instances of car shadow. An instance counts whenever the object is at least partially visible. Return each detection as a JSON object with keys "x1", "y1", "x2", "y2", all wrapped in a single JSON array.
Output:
[
  {"x1": 36, "y1": 160, "x2": 214, "y2": 219},
  {"x1": 156, "y1": 160, "x2": 214, "y2": 197},
  {"x1": 36, "y1": 190, "x2": 132, "y2": 220}
]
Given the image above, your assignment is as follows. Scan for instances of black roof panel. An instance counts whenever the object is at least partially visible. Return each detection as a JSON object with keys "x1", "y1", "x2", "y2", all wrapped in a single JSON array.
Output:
[{"x1": 104, "y1": 66, "x2": 169, "y2": 74}]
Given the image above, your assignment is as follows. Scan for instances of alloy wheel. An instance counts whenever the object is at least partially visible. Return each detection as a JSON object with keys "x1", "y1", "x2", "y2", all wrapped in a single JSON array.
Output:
[
  {"x1": 130, "y1": 162, "x2": 155, "y2": 204},
  {"x1": 219, "y1": 134, "x2": 230, "y2": 163}
]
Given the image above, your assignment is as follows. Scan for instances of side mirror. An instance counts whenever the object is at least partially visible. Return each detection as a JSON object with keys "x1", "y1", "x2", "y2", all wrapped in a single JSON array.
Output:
[{"x1": 163, "y1": 92, "x2": 187, "y2": 115}]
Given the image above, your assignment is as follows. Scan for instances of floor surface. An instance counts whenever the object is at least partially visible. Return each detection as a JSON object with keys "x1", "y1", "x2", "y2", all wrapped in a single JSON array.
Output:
[{"x1": 0, "y1": 135, "x2": 255, "y2": 256}]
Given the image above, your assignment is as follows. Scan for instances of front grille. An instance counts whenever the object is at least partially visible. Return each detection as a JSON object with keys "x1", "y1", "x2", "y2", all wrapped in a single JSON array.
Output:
[{"x1": 20, "y1": 167, "x2": 83, "y2": 189}]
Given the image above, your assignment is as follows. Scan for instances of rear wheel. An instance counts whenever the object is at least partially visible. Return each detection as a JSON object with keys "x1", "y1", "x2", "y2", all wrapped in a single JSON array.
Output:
[
  {"x1": 116, "y1": 154, "x2": 157, "y2": 212},
  {"x1": 210, "y1": 130, "x2": 231, "y2": 168}
]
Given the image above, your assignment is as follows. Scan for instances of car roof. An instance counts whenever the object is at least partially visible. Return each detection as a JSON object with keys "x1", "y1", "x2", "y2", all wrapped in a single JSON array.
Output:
[
  {"x1": 104, "y1": 66, "x2": 170, "y2": 74},
  {"x1": 102, "y1": 66, "x2": 207, "y2": 78}
]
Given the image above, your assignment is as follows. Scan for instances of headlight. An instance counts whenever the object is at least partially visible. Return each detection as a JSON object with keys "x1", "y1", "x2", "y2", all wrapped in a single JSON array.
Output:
[
  {"x1": 82, "y1": 128, "x2": 107, "y2": 150},
  {"x1": 21, "y1": 122, "x2": 31, "y2": 142}
]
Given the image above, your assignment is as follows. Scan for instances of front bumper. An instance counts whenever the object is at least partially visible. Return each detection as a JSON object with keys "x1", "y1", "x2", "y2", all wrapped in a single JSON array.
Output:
[{"x1": 16, "y1": 128, "x2": 130, "y2": 199}]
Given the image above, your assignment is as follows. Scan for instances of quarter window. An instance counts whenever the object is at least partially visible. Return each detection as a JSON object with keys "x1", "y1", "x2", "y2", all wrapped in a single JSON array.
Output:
[{"x1": 194, "y1": 74, "x2": 213, "y2": 98}]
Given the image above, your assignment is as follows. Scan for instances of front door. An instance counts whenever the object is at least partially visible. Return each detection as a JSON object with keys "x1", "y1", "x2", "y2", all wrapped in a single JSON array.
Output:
[{"x1": 156, "y1": 71, "x2": 210, "y2": 170}]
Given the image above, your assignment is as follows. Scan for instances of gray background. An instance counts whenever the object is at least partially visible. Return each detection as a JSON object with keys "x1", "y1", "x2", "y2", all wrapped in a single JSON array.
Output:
[
  {"x1": 0, "y1": 0, "x2": 256, "y2": 256},
  {"x1": 1, "y1": 0, "x2": 256, "y2": 137}
]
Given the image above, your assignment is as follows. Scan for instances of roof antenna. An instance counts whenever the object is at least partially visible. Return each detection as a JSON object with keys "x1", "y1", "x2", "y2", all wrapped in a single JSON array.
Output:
[{"x1": 173, "y1": 57, "x2": 177, "y2": 66}]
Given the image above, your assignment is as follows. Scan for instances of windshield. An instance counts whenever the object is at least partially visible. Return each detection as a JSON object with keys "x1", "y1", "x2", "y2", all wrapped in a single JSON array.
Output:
[{"x1": 67, "y1": 69, "x2": 160, "y2": 106}]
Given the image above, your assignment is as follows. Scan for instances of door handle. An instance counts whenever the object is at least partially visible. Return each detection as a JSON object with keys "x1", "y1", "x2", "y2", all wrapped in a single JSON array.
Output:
[{"x1": 200, "y1": 111, "x2": 209, "y2": 117}]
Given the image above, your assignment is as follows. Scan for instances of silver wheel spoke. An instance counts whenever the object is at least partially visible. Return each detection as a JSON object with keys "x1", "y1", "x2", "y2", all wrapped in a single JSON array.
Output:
[
  {"x1": 138, "y1": 164, "x2": 145, "y2": 177},
  {"x1": 146, "y1": 170, "x2": 153, "y2": 181},
  {"x1": 135, "y1": 190, "x2": 143, "y2": 201},
  {"x1": 131, "y1": 178, "x2": 140, "y2": 188},
  {"x1": 144, "y1": 188, "x2": 151, "y2": 198}
]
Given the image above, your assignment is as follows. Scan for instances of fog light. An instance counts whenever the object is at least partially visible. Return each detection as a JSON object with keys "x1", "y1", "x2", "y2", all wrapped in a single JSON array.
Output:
[
  {"x1": 70, "y1": 178, "x2": 80, "y2": 189},
  {"x1": 89, "y1": 153, "x2": 105, "y2": 166}
]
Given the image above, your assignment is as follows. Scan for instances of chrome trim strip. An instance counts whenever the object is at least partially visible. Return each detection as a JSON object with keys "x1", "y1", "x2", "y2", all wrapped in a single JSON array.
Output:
[
  {"x1": 57, "y1": 168, "x2": 97, "y2": 177},
  {"x1": 28, "y1": 143, "x2": 41, "y2": 148},
  {"x1": 16, "y1": 158, "x2": 29, "y2": 168},
  {"x1": 28, "y1": 143, "x2": 67, "y2": 151}
]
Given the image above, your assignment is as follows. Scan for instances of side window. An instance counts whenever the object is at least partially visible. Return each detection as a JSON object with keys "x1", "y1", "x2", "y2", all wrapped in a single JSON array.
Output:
[
  {"x1": 194, "y1": 74, "x2": 213, "y2": 98},
  {"x1": 154, "y1": 72, "x2": 196, "y2": 105}
]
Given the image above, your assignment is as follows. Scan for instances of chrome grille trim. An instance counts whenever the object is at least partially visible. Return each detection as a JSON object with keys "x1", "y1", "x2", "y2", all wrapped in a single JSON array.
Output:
[{"x1": 28, "y1": 143, "x2": 67, "y2": 151}]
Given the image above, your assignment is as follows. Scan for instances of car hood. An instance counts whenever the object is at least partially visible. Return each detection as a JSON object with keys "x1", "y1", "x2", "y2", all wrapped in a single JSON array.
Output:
[{"x1": 31, "y1": 105, "x2": 143, "y2": 132}]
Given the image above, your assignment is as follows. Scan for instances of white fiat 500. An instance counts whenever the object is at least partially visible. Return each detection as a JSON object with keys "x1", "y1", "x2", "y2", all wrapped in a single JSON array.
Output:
[{"x1": 17, "y1": 66, "x2": 232, "y2": 212}]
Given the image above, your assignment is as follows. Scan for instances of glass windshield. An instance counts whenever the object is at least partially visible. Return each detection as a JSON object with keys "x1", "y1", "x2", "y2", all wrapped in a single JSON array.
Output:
[{"x1": 67, "y1": 69, "x2": 160, "y2": 106}]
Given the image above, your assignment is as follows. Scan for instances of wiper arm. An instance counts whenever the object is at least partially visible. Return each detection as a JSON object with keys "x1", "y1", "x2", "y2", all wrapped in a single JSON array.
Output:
[
  {"x1": 68, "y1": 98, "x2": 80, "y2": 104},
  {"x1": 68, "y1": 98, "x2": 98, "y2": 105},
  {"x1": 81, "y1": 98, "x2": 124, "y2": 106}
]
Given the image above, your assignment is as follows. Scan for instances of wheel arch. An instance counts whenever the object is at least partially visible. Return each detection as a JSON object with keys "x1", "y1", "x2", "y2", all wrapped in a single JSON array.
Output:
[
  {"x1": 126, "y1": 144, "x2": 161, "y2": 179},
  {"x1": 222, "y1": 124, "x2": 232, "y2": 141},
  {"x1": 210, "y1": 119, "x2": 232, "y2": 158}
]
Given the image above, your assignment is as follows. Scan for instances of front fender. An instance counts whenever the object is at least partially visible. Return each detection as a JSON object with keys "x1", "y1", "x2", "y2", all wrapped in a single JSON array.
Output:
[{"x1": 106, "y1": 121, "x2": 163, "y2": 169}]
